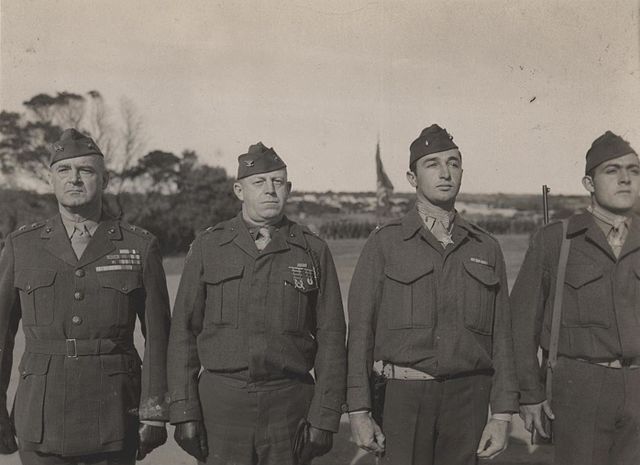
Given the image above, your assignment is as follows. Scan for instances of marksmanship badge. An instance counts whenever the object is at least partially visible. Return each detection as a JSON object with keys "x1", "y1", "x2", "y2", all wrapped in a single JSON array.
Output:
[{"x1": 288, "y1": 263, "x2": 318, "y2": 291}]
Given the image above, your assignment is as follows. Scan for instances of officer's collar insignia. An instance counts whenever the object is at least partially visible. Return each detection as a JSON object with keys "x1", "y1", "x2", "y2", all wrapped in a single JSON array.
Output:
[
  {"x1": 86, "y1": 142, "x2": 95, "y2": 150},
  {"x1": 53, "y1": 143, "x2": 64, "y2": 152},
  {"x1": 288, "y1": 263, "x2": 318, "y2": 291},
  {"x1": 470, "y1": 257, "x2": 490, "y2": 266},
  {"x1": 244, "y1": 160, "x2": 255, "y2": 167}
]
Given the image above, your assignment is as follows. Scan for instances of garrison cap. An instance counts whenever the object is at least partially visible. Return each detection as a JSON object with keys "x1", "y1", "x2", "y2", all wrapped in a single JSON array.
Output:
[
  {"x1": 409, "y1": 124, "x2": 459, "y2": 168},
  {"x1": 237, "y1": 142, "x2": 286, "y2": 180},
  {"x1": 48, "y1": 128, "x2": 103, "y2": 166},
  {"x1": 585, "y1": 131, "x2": 638, "y2": 174}
]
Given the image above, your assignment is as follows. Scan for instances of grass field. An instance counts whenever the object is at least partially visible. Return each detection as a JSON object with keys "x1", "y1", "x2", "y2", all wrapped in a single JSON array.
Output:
[{"x1": 4, "y1": 235, "x2": 554, "y2": 465}]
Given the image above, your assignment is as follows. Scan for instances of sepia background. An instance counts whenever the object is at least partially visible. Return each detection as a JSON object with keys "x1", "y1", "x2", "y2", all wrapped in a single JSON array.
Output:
[{"x1": 1, "y1": 1, "x2": 639, "y2": 464}]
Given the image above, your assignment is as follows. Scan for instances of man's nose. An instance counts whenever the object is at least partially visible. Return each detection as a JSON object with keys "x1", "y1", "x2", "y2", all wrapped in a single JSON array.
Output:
[{"x1": 619, "y1": 170, "x2": 631, "y2": 184}]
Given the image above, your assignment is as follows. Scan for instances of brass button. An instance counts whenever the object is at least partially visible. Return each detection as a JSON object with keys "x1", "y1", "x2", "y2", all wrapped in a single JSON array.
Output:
[
  {"x1": 121, "y1": 285, "x2": 128, "y2": 291},
  {"x1": 74, "y1": 291, "x2": 84, "y2": 301},
  {"x1": 75, "y1": 269, "x2": 85, "y2": 278},
  {"x1": 71, "y1": 315, "x2": 82, "y2": 325},
  {"x1": 25, "y1": 284, "x2": 31, "y2": 291}
]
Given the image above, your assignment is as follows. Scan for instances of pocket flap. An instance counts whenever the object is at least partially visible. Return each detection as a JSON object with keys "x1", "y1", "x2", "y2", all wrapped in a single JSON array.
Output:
[
  {"x1": 15, "y1": 269, "x2": 56, "y2": 294},
  {"x1": 101, "y1": 355, "x2": 139, "y2": 375},
  {"x1": 19, "y1": 353, "x2": 51, "y2": 377},
  {"x1": 202, "y1": 265, "x2": 244, "y2": 284},
  {"x1": 565, "y1": 263, "x2": 603, "y2": 289},
  {"x1": 463, "y1": 262, "x2": 499, "y2": 286},
  {"x1": 97, "y1": 272, "x2": 143, "y2": 294},
  {"x1": 384, "y1": 261, "x2": 434, "y2": 284}
]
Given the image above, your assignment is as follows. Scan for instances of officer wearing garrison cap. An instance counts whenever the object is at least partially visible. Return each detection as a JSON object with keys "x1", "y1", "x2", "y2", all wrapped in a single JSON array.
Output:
[
  {"x1": 347, "y1": 125, "x2": 518, "y2": 465},
  {"x1": 168, "y1": 142, "x2": 346, "y2": 465},
  {"x1": 0, "y1": 129, "x2": 171, "y2": 464},
  {"x1": 512, "y1": 131, "x2": 640, "y2": 464}
]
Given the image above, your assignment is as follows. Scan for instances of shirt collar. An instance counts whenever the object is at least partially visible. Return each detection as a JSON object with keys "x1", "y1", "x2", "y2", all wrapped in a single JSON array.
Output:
[
  {"x1": 59, "y1": 209, "x2": 101, "y2": 238},
  {"x1": 587, "y1": 204, "x2": 630, "y2": 229}
]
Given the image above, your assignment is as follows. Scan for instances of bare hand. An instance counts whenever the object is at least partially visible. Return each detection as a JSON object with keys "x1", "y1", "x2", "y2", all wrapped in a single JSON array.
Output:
[
  {"x1": 519, "y1": 401, "x2": 555, "y2": 438},
  {"x1": 476, "y1": 418, "x2": 509, "y2": 459},
  {"x1": 349, "y1": 412, "x2": 385, "y2": 456}
]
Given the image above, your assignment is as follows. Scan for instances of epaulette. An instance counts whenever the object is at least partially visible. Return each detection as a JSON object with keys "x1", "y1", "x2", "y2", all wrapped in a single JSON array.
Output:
[
  {"x1": 201, "y1": 222, "x2": 225, "y2": 235},
  {"x1": 122, "y1": 222, "x2": 152, "y2": 238},
  {"x1": 12, "y1": 221, "x2": 45, "y2": 236},
  {"x1": 467, "y1": 221, "x2": 500, "y2": 244},
  {"x1": 541, "y1": 219, "x2": 563, "y2": 231},
  {"x1": 374, "y1": 218, "x2": 401, "y2": 233}
]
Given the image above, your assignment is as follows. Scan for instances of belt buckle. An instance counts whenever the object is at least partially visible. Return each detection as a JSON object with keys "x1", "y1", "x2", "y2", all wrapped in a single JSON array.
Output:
[{"x1": 66, "y1": 339, "x2": 78, "y2": 358}]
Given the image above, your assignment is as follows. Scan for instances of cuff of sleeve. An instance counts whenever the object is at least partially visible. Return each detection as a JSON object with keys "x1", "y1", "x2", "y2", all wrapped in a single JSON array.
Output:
[
  {"x1": 346, "y1": 386, "x2": 371, "y2": 412},
  {"x1": 490, "y1": 394, "x2": 519, "y2": 415},
  {"x1": 307, "y1": 406, "x2": 342, "y2": 433},
  {"x1": 519, "y1": 388, "x2": 546, "y2": 405},
  {"x1": 169, "y1": 400, "x2": 203, "y2": 424},
  {"x1": 491, "y1": 413, "x2": 512, "y2": 422}
]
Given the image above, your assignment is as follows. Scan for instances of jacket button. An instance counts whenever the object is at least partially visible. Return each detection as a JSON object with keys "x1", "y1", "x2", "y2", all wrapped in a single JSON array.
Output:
[
  {"x1": 71, "y1": 315, "x2": 82, "y2": 325},
  {"x1": 74, "y1": 291, "x2": 84, "y2": 300},
  {"x1": 25, "y1": 284, "x2": 31, "y2": 291},
  {"x1": 121, "y1": 285, "x2": 128, "y2": 291},
  {"x1": 75, "y1": 269, "x2": 85, "y2": 278}
]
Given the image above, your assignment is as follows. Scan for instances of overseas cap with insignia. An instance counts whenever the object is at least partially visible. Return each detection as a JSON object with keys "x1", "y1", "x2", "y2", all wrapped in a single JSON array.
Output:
[
  {"x1": 237, "y1": 141, "x2": 286, "y2": 179},
  {"x1": 585, "y1": 130, "x2": 638, "y2": 174},
  {"x1": 409, "y1": 124, "x2": 459, "y2": 168},
  {"x1": 48, "y1": 128, "x2": 104, "y2": 166}
]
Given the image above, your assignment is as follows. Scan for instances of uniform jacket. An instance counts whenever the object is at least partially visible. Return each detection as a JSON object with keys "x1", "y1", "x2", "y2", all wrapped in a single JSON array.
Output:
[
  {"x1": 511, "y1": 212, "x2": 640, "y2": 404},
  {"x1": 167, "y1": 214, "x2": 346, "y2": 432},
  {"x1": 347, "y1": 209, "x2": 518, "y2": 414},
  {"x1": 0, "y1": 213, "x2": 171, "y2": 456}
]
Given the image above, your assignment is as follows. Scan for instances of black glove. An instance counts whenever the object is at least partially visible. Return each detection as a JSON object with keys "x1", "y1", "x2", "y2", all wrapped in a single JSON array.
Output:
[
  {"x1": 0, "y1": 416, "x2": 17, "y2": 455},
  {"x1": 174, "y1": 420, "x2": 208, "y2": 462},
  {"x1": 299, "y1": 425, "x2": 333, "y2": 465},
  {"x1": 137, "y1": 423, "x2": 167, "y2": 460}
]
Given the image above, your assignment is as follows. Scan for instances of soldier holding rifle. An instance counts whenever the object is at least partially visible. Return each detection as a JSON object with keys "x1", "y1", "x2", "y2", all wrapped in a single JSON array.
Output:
[{"x1": 511, "y1": 131, "x2": 640, "y2": 464}]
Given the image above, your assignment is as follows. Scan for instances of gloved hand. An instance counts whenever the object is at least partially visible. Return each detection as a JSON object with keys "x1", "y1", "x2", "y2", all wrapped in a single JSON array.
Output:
[
  {"x1": 137, "y1": 423, "x2": 167, "y2": 460},
  {"x1": 174, "y1": 420, "x2": 208, "y2": 462},
  {"x1": 299, "y1": 425, "x2": 333, "y2": 465},
  {"x1": 0, "y1": 416, "x2": 17, "y2": 454}
]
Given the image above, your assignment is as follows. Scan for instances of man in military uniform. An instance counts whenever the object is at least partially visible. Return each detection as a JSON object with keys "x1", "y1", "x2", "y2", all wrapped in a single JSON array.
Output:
[
  {"x1": 0, "y1": 129, "x2": 171, "y2": 464},
  {"x1": 167, "y1": 142, "x2": 346, "y2": 465},
  {"x1": 347, "y1": 125, "x2": 518, "y2": 465},
  {"x1": 512, "y1": 131, "x2": 640, "y2": 465}
]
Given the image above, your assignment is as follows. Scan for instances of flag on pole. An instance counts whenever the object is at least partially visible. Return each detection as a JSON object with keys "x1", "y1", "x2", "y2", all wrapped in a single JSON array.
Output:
[{"x1": 376, "y1": 142, "x2": 394, "y2": 218}]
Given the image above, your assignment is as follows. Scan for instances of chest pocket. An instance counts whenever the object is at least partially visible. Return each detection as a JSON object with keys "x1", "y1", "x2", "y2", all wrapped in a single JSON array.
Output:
[
  {"x1": 97, "y1": 272, "x2": 144, "y2": 326},
  {"x1": 281, "y1": 271, "x2": 318, "y2": 334},
  {"x1": 382, "y1": 261, "x2": 435, "y2": 329},
  {"x1": 562, "y1": 263, "x2": 610, "y2": 328},
  {"x1": 15, "y1": 269, "x2": 57, "y2": 326},
  {"x1": 202, "y1": 265, "x2": 243, "y2": 328},
  {"x1": 462, "y1": 261, "x2": 499, "y2": 335}
]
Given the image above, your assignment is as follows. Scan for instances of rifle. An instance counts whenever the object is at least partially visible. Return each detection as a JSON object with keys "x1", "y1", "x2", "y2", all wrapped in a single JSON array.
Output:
[{"x1": 542, "y1": 185, "x2": 551, "y2": 225}]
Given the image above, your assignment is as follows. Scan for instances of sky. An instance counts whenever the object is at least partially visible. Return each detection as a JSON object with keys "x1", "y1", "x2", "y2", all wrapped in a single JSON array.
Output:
[{"x1": 1, "y1": 0, "x2": 639, "y2": 195}]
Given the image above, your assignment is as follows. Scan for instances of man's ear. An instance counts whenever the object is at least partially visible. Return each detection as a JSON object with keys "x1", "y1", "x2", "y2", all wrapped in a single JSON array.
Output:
[
  {"x1": 582, "y1": 175, "x2": 595, "y2": 194},
  {"x1": 102, "y1": 170, "x2": 110, "y2": 191},
  {"x1": 286, "y1": 181, "x2": 292, "y2": 194},
  {"x1": 406, "y1": 170, "x2": 418, "y2": 189},
  {"x1": 233, "y1": 181, "x2": 244, "y2": 201}
]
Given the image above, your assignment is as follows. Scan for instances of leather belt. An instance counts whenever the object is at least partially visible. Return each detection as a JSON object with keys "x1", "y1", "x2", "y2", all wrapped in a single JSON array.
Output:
[
  {"x1": 25, "y1": 338, "x2": 132, "y2": 358},
  {"x1": 382, "y1": 364, "x2": 436, "y2": 380},
  {"x1": 379, "y1": 363, "x2": 494, "y2": 381},
  {"x1": 574, "y1": 357, "x2": 640, "y2": 369}
]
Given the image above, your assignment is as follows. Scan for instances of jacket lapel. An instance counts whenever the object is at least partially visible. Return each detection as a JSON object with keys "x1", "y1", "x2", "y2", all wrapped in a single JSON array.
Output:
[
  {"x1": 76, "y1": 218, "x2": 120, "y2": 267},
  {"x1": 41, "y1": 215, "x2": 78, "y2": 267},
  {"x1": 618, "y1": 214, "x2": 640, "y2": 260}
]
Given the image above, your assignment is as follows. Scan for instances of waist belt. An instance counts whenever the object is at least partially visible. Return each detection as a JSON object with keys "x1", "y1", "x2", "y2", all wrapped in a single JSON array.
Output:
[
  {"x1": 573, "y1": 356, "x2": 640, "y2": 369},
  {"x1": 382, "y1": 364, "x2": 435, "y2": 380},
  {"x1": 25, "y1": 338, "x2": 132, "y2": 358},
  {"x1": 380, "y1": 363, "x2": 492, "y2": 381}
]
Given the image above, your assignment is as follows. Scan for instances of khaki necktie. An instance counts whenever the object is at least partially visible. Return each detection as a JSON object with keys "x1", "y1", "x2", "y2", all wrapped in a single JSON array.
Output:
[
  {"x1": 254, "y1": 227, "x2": 272, "y2": 251},
  {"x1": 71, "y1": 224, "x2": 92, "y2": 259},
  {"x1": 608, "y1": 221, "x2": 628, "y2": 258}
]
